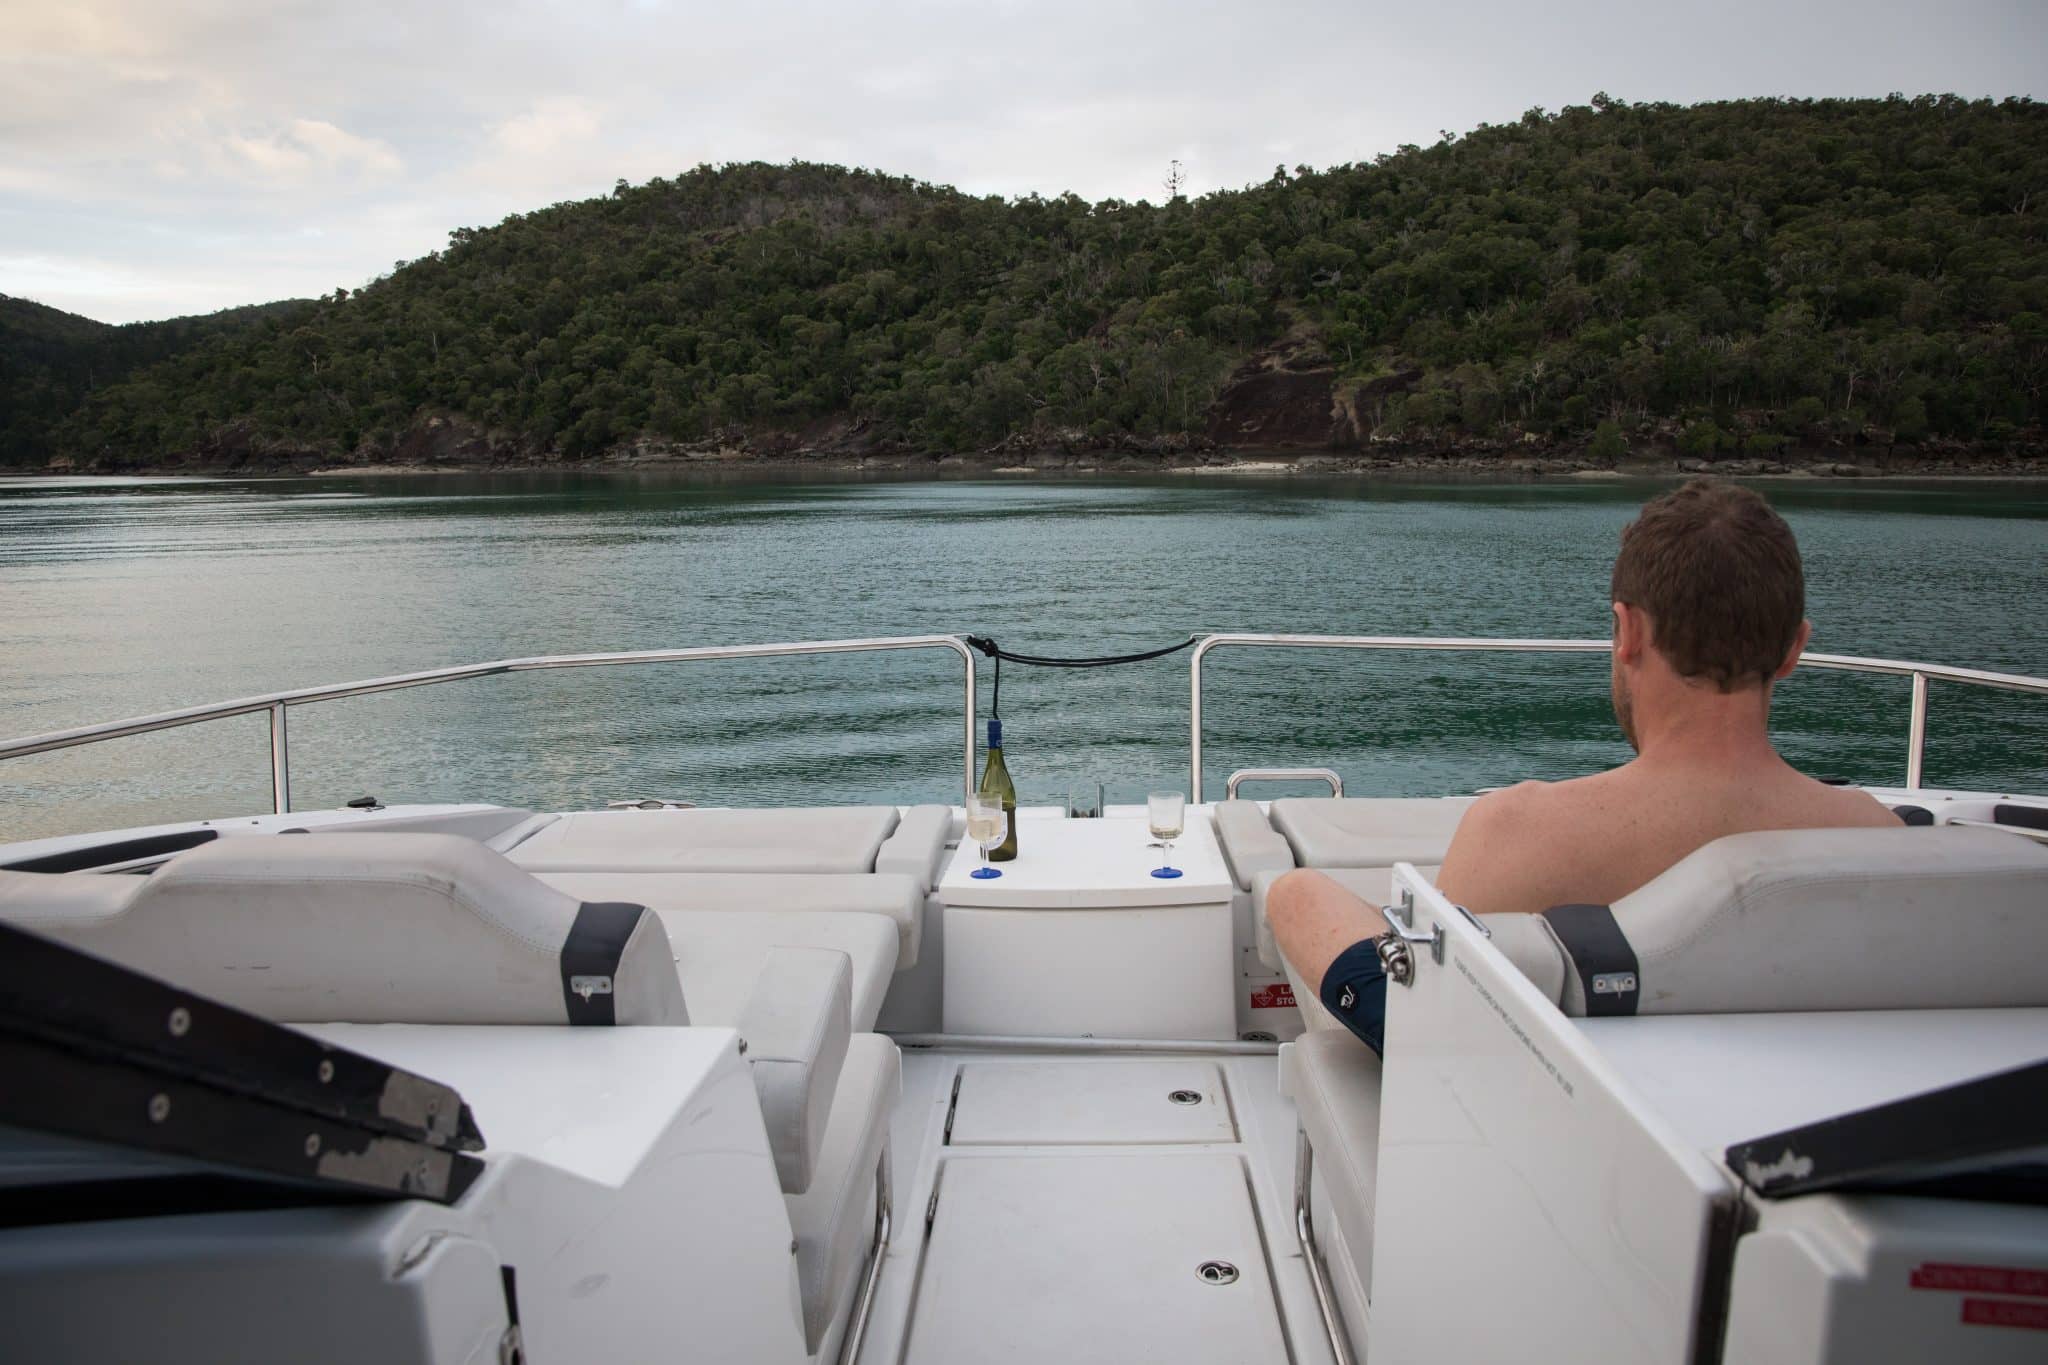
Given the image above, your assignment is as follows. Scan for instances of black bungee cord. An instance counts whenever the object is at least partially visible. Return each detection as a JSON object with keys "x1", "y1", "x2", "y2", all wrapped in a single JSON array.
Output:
[{"x1": 963, "y1": 634, "x2": 1201, "y2": 719}]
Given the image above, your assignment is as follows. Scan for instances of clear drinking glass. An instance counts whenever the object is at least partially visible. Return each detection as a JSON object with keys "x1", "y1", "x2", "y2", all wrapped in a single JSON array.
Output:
[
  {"x1": 967, "y1": 790, "x2": 1008, "y2": 879},
  {"x1": 1147, "y1": 790, "x2": 1185, "y2": 879}
]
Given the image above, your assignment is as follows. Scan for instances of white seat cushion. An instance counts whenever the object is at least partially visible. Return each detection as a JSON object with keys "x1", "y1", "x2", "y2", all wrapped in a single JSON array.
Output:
[
  {"x1": 1213, "y1": 800, "x2": 1298, "y2": 893},
  {"x1": 873, "y1": 805, "x2": 953, "y2": 892},
  {"x1": 1581, "y1": 826, "x2": 2048, "y2": 1016},
  {"x1": 533, "y1": 870, "x2": 923, "y2": 969},
  {"x1": 742, "y1": 948, "x2": 853, "y2": 1196},
  {"x1": 787, "y1": 1033, "x2": 901, "y2": 1353},
  {"x1": 505, "y1": 807, "x2": 900, "y2": 875},
  {"x1": 650, "y1": 910, "x2": 898, "y2": 1032},
  {"x1": 1270, "y1": 797, "x2": 1474, "y2": 868},
  {"x1": 0, "y1": 835, "x2": 689, "y2": 1026},
  {"x1": 1282, "y1": 1030, "x2": 1383, "y2": 1289}
]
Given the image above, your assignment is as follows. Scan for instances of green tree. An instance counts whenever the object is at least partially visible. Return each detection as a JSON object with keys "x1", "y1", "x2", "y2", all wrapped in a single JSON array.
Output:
[{"x1": 1587, "y1": 420, "x2": 1628, "y2": 461}]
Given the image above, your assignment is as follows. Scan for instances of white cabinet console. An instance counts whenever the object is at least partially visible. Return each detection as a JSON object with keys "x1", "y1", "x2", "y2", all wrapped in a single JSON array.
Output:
[{"x1": 939, "y1": 813, "x2": 1236, "y2": 1039}]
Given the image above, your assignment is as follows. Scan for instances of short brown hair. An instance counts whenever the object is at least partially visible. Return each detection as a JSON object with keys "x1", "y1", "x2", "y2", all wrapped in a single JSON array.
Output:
[{"x1": 1610, "y1": 479, "x2": 1804, "y2": 690}]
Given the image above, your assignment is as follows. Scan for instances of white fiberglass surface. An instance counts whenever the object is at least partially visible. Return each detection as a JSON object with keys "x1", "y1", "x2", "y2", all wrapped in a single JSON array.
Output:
[
  {"x1": 946, "y1": 1060, "x2": 1238, "y2": 1145},
  {"x1": 1577, "y1": 1008, "x2": 2048, "y2": 1158},
  {"x1": 856, "y1": 1049, "x2": 1337, "y2": 1365}
]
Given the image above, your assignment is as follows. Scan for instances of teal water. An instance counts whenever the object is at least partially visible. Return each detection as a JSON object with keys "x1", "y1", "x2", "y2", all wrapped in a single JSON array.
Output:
[{"x1": 2, "y1": 472, "x2": 2045, "y2": 842}]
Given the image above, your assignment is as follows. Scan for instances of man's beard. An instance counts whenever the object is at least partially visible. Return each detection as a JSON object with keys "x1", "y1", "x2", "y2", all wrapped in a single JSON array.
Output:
[{"x1": 1612, "y1": 662, "x2": 1639, "y2": 753}]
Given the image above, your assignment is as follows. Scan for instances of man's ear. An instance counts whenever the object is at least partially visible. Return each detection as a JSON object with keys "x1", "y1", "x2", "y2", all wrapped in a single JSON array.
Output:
[
  {"x1": 1773, "y1": 619, "x2": 1813, "y2": 681},
  {"x1": 1612, "y1": 601, "x2": 1647, "y2": 663}
]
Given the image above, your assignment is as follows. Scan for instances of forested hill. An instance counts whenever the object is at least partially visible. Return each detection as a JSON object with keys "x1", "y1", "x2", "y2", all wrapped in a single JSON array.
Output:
[
  {"x1": 0, "y1": 295, "x2": 313, "y2": 465},
  {"x1": 11, "y1": 94, "x2": 2048, "y2": 470}
]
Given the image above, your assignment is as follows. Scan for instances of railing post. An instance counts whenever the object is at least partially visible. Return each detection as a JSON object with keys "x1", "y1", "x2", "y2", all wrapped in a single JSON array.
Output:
[
  {"x1": 962, "y1": 649, "x2": 978, "y2": 805},
  {"x1": 1906, "y1": 671, "x2": 1928, "y2": 790},
  {"x1": 1190, "y1": 640, "x2": 1208, "y2": 803},
  {"x1": 269, "y1": 702, "x2": 290, "y2": 814}
]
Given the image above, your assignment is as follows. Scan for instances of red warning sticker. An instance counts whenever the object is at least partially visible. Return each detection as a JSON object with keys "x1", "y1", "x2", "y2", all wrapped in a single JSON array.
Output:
[
  {"x1": 1912, "y1": 1264, "x2": 2048, "y2": 1299},
  {"x1": 1961, "y1": 1299, "x2": 2048, "y2": 1331},
  {"x1": 1249, "y1": 982, "x2": 1297, "y2": 1009}
]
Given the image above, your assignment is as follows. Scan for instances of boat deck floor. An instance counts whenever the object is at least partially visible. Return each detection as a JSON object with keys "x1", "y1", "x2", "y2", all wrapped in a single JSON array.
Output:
[{"x1": 858, "y1": 1047, "x2": 1336, "y2": 1365}]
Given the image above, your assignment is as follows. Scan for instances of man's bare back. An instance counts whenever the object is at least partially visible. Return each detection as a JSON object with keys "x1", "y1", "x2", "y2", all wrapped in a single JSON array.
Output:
[{"x1": 1435, "y1": 756, "x2": 1900, "y2": 917}]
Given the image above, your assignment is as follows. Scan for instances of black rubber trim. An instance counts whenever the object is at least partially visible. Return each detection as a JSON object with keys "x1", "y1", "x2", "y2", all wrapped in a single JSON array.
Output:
[
  {"x1": 3, "y1": 828, "x2": 218, "y2": 873},
  {"x1": 1890, "y1": 804, "x2": 1935, "y2": 826},
  {"x1": 559, "y1": 902, "x2": 645, "y2": 1026},
  {"x1": 1542, "y1": 902, "x2": 1640, "y2": 1017},
  {"x1": 1727, "y1": 1059, "x2": 2048, "y2": 1201},
  {"x1": 1994, "y1": 803, "x2": 2048, "y2": 832}
]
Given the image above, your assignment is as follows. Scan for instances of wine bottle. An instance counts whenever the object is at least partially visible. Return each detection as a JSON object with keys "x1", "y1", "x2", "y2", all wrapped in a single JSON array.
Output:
[{"x1": 980, "y1": 718, "x2": 1018, "y2": 861}]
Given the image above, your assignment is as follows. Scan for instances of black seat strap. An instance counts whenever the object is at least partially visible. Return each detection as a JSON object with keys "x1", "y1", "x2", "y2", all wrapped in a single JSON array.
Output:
[
  {"x1": 1543, "y1": 903, "x2": 1640, "y2": 1017},
  {"x1": 560, "y1": 903, "x2": 646, "y2": 1025}
]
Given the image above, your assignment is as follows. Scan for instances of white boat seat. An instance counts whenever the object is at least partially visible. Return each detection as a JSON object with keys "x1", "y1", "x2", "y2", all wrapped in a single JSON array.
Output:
[
  {"x1": 1543, "y1": 825, "x2": 2048, "y2": 1016},
  {"x1": 787, "y1": 1032, "x2": 901, "y2": 1354},
  {"x1": 1269, "y1": 796, "x2": 1475, "y2": 868},
  {"x1": 1212, "y1": 800, "x2": 1297, "y2": 893},
  {"x1": 874, "y1": 804, "x2": 954, "y2": 891},
  {"x1": 1281, "y1": 1030, "x2": 1383, "y2": 1288},
  {"x1": 533, "y1": 869, "x2": 924, "y2": 969},
  {"x1": 742, "y1": 947, "x2": 854, "y2": 1196},
  {"x1": 0, "y1": 834, "x2": 689, "y2": 1026},
  {"x1": 645, "y1": 908, "x2": 898, "y2": 1032},
  {"x1": 505, "y1": 806, "x2": 902, "y2": 875}
]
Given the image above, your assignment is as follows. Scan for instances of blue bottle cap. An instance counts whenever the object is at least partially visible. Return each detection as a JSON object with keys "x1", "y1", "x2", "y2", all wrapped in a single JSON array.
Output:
[{"x1": 987, "y1": 718, "x2": 1003, "y2": 748}]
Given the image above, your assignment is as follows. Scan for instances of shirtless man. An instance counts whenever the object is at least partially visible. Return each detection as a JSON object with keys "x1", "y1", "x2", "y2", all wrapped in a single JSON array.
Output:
[{"x1": 1267, "y1": 479, "x2": 1901, "y2": 1053}]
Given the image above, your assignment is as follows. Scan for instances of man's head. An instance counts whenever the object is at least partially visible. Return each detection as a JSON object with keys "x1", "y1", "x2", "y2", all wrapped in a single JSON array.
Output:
[{"x1": 1608, "y1": 479, "x2": 1809, "y2": 748}]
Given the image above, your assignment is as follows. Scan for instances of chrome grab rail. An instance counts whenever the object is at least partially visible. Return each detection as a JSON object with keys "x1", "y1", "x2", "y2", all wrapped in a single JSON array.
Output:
[
  {"x1": 1189, "y1": 633, "x2": 2048, "y2": 803},
  {"x1": 0, "y1": 636, "x2": 980, "y2": 813},
  {"x1": 1224, "y1": 767, "x2": 1344, "y2": 799}
]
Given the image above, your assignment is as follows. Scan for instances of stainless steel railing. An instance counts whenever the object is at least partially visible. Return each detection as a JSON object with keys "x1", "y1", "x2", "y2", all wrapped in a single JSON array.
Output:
[
  {"x1": 0, "y1": 636, "x2": 980, "y2": 813},
  {"x1": 7, "y1": 630, "x2": 2044, "y2": 820},
  {"x1": 1188, "y1": 633, "x2": 2048, "y2": 803}
]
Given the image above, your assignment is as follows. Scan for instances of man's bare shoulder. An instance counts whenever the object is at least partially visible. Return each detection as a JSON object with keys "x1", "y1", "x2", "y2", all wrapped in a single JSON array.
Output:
[
  {"x1": 1465, "y1": 769, "x2": 1636, "y2": 826},
  {"x1": 1438, "y1": 777, "x2": 1630, "y2": 916},
  {"x1": 1799, "y1": 779, "x2": 1907, "y2": 829}
]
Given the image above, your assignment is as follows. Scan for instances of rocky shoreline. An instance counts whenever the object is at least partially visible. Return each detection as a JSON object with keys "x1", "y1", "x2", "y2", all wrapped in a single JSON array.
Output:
[{"x1": 19, "y1": 412, "x2": 2048, "y2": 482}]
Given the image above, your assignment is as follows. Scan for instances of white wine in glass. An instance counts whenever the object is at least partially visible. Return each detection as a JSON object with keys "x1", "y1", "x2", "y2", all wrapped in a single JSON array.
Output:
[
  {"x1": 1147, "y1": 790, "x2": 1185, "y2": 880},
  {"x1": 967, "y1": 791, "x2": 1008, "y2": 879}
]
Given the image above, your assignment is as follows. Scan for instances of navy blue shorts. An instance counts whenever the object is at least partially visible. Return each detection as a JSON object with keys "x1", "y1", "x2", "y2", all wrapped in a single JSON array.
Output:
[{"x1": 1319, "y1": 938, "x2": 1389, "y2": 1055}]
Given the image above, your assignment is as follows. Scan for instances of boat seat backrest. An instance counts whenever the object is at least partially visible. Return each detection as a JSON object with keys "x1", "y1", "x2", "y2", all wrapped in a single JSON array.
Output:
[
  {"x1": 1544, "y1": 826, "x2": 2048, "y2": 1016},
  {"x1": 504, "y1": 806, "x2": 902, "y2": 874},
  {"x1": 1269, "y1": 796, "x2": 1476, "y2": 868},
  {"x1": 0, "y1": 833, "x2": 689, "y2": 1026}
]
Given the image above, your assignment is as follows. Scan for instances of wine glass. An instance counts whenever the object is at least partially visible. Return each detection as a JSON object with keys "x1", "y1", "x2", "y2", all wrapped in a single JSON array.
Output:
[
  {"x1": 967, "y1": 790, "x2": 1008, "y2": 879},
  {"x1": 1147, "y1": 790, "x2": 1185, "y2": 879}
]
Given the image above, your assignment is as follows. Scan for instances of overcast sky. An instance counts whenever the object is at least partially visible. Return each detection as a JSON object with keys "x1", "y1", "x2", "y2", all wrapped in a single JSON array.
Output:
[{"x1": 3, "y1": 0, "x2": 2042, "y2": 325}]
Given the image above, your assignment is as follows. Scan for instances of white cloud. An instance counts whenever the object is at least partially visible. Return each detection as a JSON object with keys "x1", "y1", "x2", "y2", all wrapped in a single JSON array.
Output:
[{"x1": 220, "y1": 118, "x2": 402, "y2": 181}]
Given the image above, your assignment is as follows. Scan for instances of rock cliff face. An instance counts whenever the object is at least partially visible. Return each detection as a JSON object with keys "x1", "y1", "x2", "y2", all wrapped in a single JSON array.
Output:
[
  {"x1": 1207, "y1": 337, "x2": 1343, "y2": 449},
  {"x1": 1205, "y1": 336, "x2": 1427, "y2": 450}
]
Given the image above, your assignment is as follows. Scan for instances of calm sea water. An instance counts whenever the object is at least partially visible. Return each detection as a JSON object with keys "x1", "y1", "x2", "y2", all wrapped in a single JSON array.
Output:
[{"x1": 2, "y1": 472, "x2": 2045, "y2": 842}]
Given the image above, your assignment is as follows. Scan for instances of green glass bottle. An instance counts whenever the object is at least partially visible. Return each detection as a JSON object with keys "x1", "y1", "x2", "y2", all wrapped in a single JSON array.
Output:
[{"x1": 980, "y1": 718, "x2": 1018, "y2": 861}]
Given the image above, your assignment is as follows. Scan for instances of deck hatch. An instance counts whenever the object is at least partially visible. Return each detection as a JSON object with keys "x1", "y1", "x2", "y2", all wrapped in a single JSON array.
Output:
[
  {"x1": 945, "y1": 1061, "x2": 1237, "y2": 1146},
  {"x1": 902, "y1": 1154, "x2": 1286, "y2": 1365}
]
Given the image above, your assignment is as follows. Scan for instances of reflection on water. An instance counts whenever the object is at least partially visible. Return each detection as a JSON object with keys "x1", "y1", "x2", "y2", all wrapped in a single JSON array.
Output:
[{"x1": 2, "y1": 472, "x2": 2044, "y2": 840}]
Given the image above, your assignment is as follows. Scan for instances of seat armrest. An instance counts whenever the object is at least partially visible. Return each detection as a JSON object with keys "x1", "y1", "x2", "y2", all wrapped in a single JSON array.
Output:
[
  {"x1": 1214, "y1": 800, "x2": 1297, "y2": 892},
  {"x1": 1485, "y1": 913, "x2": 1569, "y2": 1006},
  {"x1": 740, "y1": 947, "x2": 853, "y2": 1195},
  {"x1": 874, "y1": 805, "x2": 952, "y2": 890}
]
